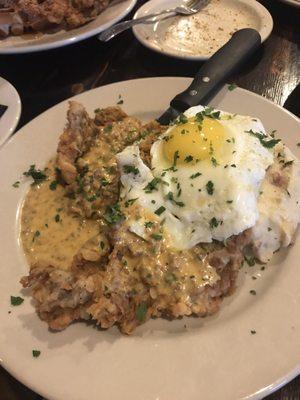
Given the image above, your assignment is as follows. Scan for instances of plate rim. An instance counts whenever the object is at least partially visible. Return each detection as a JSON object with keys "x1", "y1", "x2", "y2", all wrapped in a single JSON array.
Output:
[
  {"x1": 0, "y1": 77, "x2": 300, "y2": 400},
  {"x1": 132, "y1": 0, "x2": 274, "y2": 61},
  {"x1": 278, "y1": 0, "x2": 300, "y2": 7},
  {"x1": 0, "y1": 0, "x2": 137, "y2": 55}
]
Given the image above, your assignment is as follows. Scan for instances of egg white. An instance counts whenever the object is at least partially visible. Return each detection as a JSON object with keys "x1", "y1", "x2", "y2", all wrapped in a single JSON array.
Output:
[{"x1": 117, "y1": 106, "x2": 275, "y2": 250}]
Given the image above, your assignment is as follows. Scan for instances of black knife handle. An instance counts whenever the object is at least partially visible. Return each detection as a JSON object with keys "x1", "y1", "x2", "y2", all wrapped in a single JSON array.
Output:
[{"x1": 170, "y1": 28, "x2": 261, "y2": 111}]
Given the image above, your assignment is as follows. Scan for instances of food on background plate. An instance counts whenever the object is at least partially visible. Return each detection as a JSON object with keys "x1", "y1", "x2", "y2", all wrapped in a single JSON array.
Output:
[
  {"x1": 20, "y1": 101, "x2": 300, "y2": 334},
  {"x1": 0, "y1": 0, "x2": 111, "y2": 37}
]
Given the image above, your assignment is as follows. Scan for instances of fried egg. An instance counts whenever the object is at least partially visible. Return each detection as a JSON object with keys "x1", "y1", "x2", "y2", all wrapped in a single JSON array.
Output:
[{"x1": 117, "y1": 105, "x2": 275, "y2": 250}]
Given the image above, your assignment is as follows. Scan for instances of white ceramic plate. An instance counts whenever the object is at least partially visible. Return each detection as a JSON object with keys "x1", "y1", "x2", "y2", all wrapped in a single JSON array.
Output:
[
  {"x1": 0, "y1": 0, "x2": 136, "y2": 54},
  {"x1": 278, "y1": 0, "x2": 300, "y2": 8},
  {"x1": 0, "y1": 77, "x2": 300, "y2": 400},
  {"x1": 133, "y1": 0, "x2": 273, "y2": 60},
  {"x1": 0, "y1": 76, "x2": 21, "y2": 147}
]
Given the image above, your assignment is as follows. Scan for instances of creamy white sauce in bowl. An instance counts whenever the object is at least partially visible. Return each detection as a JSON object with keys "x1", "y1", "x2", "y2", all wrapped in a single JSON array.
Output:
[{"x1": 133, "y1": 0, "x2": 273, "y2": 60}]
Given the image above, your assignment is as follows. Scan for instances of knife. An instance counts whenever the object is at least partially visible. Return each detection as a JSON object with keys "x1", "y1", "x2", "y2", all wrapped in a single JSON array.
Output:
[
  {"x1": 157, "y1": 28, "x2": 261, "y2": 125},
  {"x1": 0, "y1": 104, "x2": 8, "y2": 118}
]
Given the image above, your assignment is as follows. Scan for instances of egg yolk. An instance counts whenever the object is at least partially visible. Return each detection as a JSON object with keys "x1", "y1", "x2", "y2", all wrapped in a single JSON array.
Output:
[{"x1": 163, "y1": 117, "x2": 227, "y2": 165}]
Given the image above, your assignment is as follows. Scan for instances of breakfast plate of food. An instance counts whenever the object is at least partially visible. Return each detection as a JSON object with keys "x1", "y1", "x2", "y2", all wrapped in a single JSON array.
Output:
[
  {"x1": 132, "y1": 0, "x2": 273, "y2": 60},
  {"x1": 0, "y1": 0, "x2": 137, "y2": 53},
  {"x1": 0, "y1": 77, "x2": 300, "y2": 400}
]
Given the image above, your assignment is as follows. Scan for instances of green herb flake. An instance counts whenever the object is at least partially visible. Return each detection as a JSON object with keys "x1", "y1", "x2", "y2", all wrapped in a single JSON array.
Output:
[
  {"x1": 145, "y1": 221, "x2": 154, "y2": 228},
  {"x1": 32, "y1": 350, "x2": 41, "y2": 358},
  {"x1": 104, "y1": 203, "x2": 124, "y2": 225},
  {"x1": 104, "y1": 124, "x2": 113, "y2": 134},
  {"x1": 123, "y1": 165, "x2": 139, "y2": 175},
  {"x1": 250, "y1": 290, "x2": 257, "y2": 295},
  {"x1": 144, "y1": 177, "x2": 162, "y2": 193},
  {"x1": 226, "y1": 200, "x2": 233, "y2": 204},
  {"x1": 151, "y1": 233, "x2": 162, "y2": 241},
  {"x1": 54, "y1": 214, "x2": 60, "y2": 223},
  {"x1": 245, "y1": 130, "x2": 281, "y2": 148},
  {"x1": 211, "y1": 157, "x2": 218, "y2": 167},
  {"x1": 136, "y1": 302, "x2": 148, "y2": 322},
  {"x1": 155, "y1": 206, "x2": 166, "y2": 216},
  {"x1": 250, "y1": 330, "x2": 256, "y2": 335},
  {"x1": 100, "y1": 241, "x2": 105, "y2": 250},
  {"x1": 12, "y1": 181, "x2": 20, "y2": 188},
  {"x1": 209, "y1": 217, "x2": 219, "y2": 228},
  {"x1": 124, "y1": 198, "x2": 138, "y2": 208},
  {"x1": 166, "y1": 191, "x2": 185, "y2": 207},
  {"x1": 206, "y1": 180, "x2": 214, "y2": 195},
  {"x1": 190, "y1": 172, "x2": 202, "y2": 179},
  {"x1": 245, "y1": 255, "x2": 256, "y2": 266},
  {"x1": 23, "y1": 165, "x2": 47, "y2": 186},
  {"x1": 228, "y1": 83, "x2": 237, "y2": 91},
  {"x1": 32, "y1": 230, "x2": 40, "y2": 242},
  {"x1": 177, "y1": 114, "x2": 188, "y2": 125},
  {"x1": 185, "y1": 155, "x2": 194, "y2": 163},
  {"x1": 49, "y1": 180, "x2": 58, "y2": 191},
  {"x1": 10, "y1": 296, "x2": 24, "y2": 306},
  {"x1": 117, "y1": 95, "x2": 124, "y2": 105},
  {"x1": 283, "y1": 160, "x2": 294, "y2": 168}
]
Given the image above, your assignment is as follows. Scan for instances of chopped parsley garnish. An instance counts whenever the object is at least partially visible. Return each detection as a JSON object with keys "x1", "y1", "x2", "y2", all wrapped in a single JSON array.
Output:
[
  {"x1": 155, "y1": 206, "x2": 166, "y2": 216},
  {"x1": 245, "y1": 130, "x2": 281, "y2": 148},
  {"x1": 124, "y1": 198, "x2": 138, "y2": 207},
  {"x1": 117, "y1": 95, "x2": 124, "y2": 105},
  {"x1": 144, "y1": 177, "x2": 161, "y2": 193},
  {"x1": 244, "y1": 254, "x2": 255, "y2": 266},
  {"x1": 54, "y1": 214, "x2": 60, "y2": 223},
  {"x1": 268, "y1": 227, "x2": 272, "y2": 232},
  {"x1": 151, "y1": 233, "x2": 162, "y2": 241},
  {"x1": 33, "y1": 230, "x2": 40, "y2": 241},
  {"x1": 49, "y1": 180, "x2": 58, "y2": 191},
  {"x1": 100, "y1": 241, "x2": 105, "y2": 250},
  {"x1": 195, "y1": 112, "x2": 204, "y2": 123},
  {"x1": 10, "y1": 296, "x2": 24, "y2": 306},
  {"x1": 145, "y1": 221, "x2": 154, "y2": 228},
  {"x1": 104, "y1": 204, "x2": 124, "y2": 224},
  {"x1": 166, "y1": 191, "x2": 185, "y2": 207},
  {"x1": 283, "y1": 160, "x2": 294, "y2": 168},
  {"x1": 250, "y1": 330, "x2": 256, "y2": 335},
  {"x1": 32, "y1": 350, "x2": 41, "y2": 358},
  {"x1": 206, "y1": 180, "x2": 214, "y2": 195},
  {"x1": 23, "y1": 165, "x2": 47, "y2": 185},
  {"x1": 209, "y1": 217, "x2": 219, "y2": 228},
  {"x1": 190, "y1": 172, "x2": 202, "y2": 179},
  {"x1": 249, "y1": 290, "x2": 257, "y2": 295},
  {"x1": 185, "y1": 155, "x2": 194, "y2": 163},
  {"x1": 228, "y1": 83, "x2": 237, "y2": 91},
  {"x1": 177, "y1": 113, "x2": 188, "y2": 125},
  {"x1": 211, "y1": 157, "x2": 218, "y2": 167},
  {"x1": 104, "y1": 124, "x2": 113, "y2": 133},
  {"x1": 165, "y1": 272, "x2": 178, "y2": 284},
  {"x1": 136, "y1": 302, "x2": 148, "y2": 322},
  {"x1": 173, "y1": 150, "x2": 179, "y2": 167},
  {"x1": 226, "y1": 200, "x2": 233, "y2": 204},
  {"x1": 231, "y1": 164, "x2": 237, "y2": 168},
  {"x1": 12, "y1": 181, "x2": 20, "y2": 188},
  {"x1": 123, "y1": 165, "x2": 139, "y2": 175}
]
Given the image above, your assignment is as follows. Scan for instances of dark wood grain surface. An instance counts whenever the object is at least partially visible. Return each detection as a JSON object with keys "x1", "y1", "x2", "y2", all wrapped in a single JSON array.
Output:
[{"x1": 0, "y1": 0, "x2": 299, "y2": 399}]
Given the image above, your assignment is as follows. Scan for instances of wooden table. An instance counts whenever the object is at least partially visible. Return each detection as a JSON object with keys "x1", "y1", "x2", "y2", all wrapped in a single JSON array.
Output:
[{"x1": 0, "y1": 0, "x2": 299, "y2": 398}]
